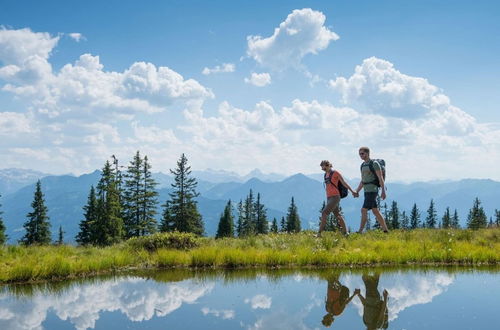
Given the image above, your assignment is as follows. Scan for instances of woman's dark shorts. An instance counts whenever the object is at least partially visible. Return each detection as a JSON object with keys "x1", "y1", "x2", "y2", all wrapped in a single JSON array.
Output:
[{"x1": 363, "y1": 192, "x2": 379, "y2": 210}]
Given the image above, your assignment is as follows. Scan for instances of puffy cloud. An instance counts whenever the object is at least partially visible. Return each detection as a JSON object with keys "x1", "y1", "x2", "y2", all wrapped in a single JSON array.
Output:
[
  {"x1": 244, "y1": 72, "x2": 271, "y2": 87},
  {"x1": 0, "y1": 112, "x2": 35, "y2": 136},
  {"x1": 0, "y1": 277, "x2": 214, "y2": 330},
  {"x1": 244, "y1": 294, "x2": 272, "y2": 309},
  {"x1": 202, "y1": 63, "x2": 235, "y2": 75},
  {"x1": 247, "y1": 8, "x2": 339, "y2": 70},
  {"x1": 201, "y1": 307, "x2": 235, "y2": 319},
  {"x1": 68, "y1": 33, "x2": 84, "y2": 42}
]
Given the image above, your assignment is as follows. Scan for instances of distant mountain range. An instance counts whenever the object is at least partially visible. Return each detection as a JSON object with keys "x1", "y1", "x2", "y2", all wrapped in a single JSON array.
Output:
[{"x1": 1, "y1": 168, "x2": 499, "y2": 243}]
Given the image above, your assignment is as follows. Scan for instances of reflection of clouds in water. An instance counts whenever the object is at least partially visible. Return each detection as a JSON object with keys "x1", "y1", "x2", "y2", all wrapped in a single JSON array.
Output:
[
  {"x1": 245, "y1": 294, "x2": 272, "y2": 309},
  {"x1": 201, "y1": 307, "x2": 235, "y2": 319},
  {"x1": 342, "y1": 272, "x2": 454, "y2": 321},
  {"x1": 0, "y1": 277, "x2": 214, "y2": 330}
]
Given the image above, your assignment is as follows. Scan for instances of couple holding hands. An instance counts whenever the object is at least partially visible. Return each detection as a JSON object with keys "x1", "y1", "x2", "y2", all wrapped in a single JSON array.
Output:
[{"x1": 318, "y1": 147, "x2": 389, "y2": 237}]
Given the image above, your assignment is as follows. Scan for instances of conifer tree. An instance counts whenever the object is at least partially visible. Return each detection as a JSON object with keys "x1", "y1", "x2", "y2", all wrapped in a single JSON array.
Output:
[
  {"x1": 442, "y1": 207, "x2": 452, "y2": 229},
  {"x1": 401, "y1": 211, "x2": 409, "y2": 229},
  {"x1": 236, "y1": 200, "x2": 243, "y2": 237},
  {"x1": 389, "y1": 201, "x2": 400, "y2": 230},
  {"x1": 216, "y1": 200, "x2": 234, "y2": 238},
  {"x1": 466, "y1": 197, "x2": 487, "y2": 229},
  {"x1": 280, "y1": 216, "x2": 286, "y2": 232},
  {"x1": 20, "y1": 180, "x2": 51, "y2": 245},
  {"x1": 286, "y1": 197, "x2": 301, "y2": 233},
  {"x1": 76, "y1": 185, "x2": 98, "y2": 245},
  {"x1": 366, "y1": 212, "x2": 372, "y2": 230},
  {"x1": 240, "y1": 190, "x2": 256, "y2": 236},
  {"x1": 271, "y1": 218, "x2": 279, "y2": 233},
  {"x1": 123, "y1": 152, "x2": 159, "y2": 237},
  {"x1": 162, "y1": 154, "x2": 204, "y2": 235},
  {"x1": 95, "y1": 160, "x2": 124, "y2": 246},
  {"x1": 488, "y1": 217, "x2": 494, "y2": 228},
  {"x1": 410, "y1": 203, "x2": 420, "y2": 229},
  {"x1": 425, "y1": 199, "x2": 437, "y2": 228},
  {"x1": 57, "y1": 225, "x2": 64, "y2": 245},
  {"x1": 452, "y1": 209, "x2": 460, "y2": 229},
  {"x1": 0, "y1": 194, "x2": 7, "y2": 245},
  {"x1": 159, "y1": 200, "x2": 173, "y2": 232},
  {"x1": 495, "y1": 209, "x2": 500, "y2": 227},
  {"x1": 255, "y1": 193, "x2": 268, "y2": 234}
]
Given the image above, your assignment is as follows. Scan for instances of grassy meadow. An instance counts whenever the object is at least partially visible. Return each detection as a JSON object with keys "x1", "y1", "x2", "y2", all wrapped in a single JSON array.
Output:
[{"x1": 1, "y1": 228, "x2": 499, "y2": 284}]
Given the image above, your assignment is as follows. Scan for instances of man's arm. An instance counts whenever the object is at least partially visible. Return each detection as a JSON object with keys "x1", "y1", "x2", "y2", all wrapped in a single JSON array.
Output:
[
  {"x1": 375, "y1": 169, "x2": 386, "y2": 200},
  {"x1": 355, "y1": 181, "x2": 363, "y2": 197}
]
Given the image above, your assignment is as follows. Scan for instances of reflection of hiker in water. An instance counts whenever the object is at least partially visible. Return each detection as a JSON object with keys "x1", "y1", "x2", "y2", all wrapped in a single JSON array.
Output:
[
  {"x1": 322, "y1": 274, "x2": 357, "y2": 327},
  {"x1": 356, "y1": 274, "x2": 389, "y2": 330}
]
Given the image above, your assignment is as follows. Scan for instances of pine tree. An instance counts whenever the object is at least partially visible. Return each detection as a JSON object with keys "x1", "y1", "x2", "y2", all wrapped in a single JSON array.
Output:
[
  {"x1": 236, "y1": 200, "x2": 243, "y2": 237},
  {"x1": 286, "y1": 197, "x2": 301, "y2": 233},
  {"x1": 240, "y1": 190, "x2": 256, "y2": 236},
  {"x1": 466, "y1": 197, "x2": 487, "y2": 229},
  {"x1": 425, "y1": 199, "x2": 437, "y2": 228},
  {"x1": 20, "y1": 180, "x2": 51, "y2": 245},
  {"x1": 271, "y1": 218, "x2": 279, "y2": 233},
  {"x1": 123, "y1": 152, "x2": 159, "y2": 237},
  {"x1": 255, "y1": 193, "x2": 268, "y2": 234},
  {"x1": 162, "y1": 154, "x2": 204, "y2": 235},
  {"x1": 452, "y1": 209, "x2": 460, "y2": 229},
  {"x1": 159, "y1": 200, "x2": 173, "y2": 232},
  {"x1": 57, "y1": 225, "x2": 64, "y2": 245},
  {"x1": 280, "y1": 216, "x2": 286, "y2": 232},
  {"x1": 0, "y1": 194, "x2": 7, "y2": 245},
  {"x1": 495, "y1": 209, "x2": 500, "y2": 227},
  {"x1": 410, "y1": 203, "x2": 420, "y2": 229},
  {"x1": 389, "y1": 201, "x2": 400, "y2": 230},
  {"x1": 94, "y1": 160, "x2": 124, "y2": 246},
  {"x1": 442, "y1": 207, "x2": 452, "y2": 229},
  {"x1": 401, "y1": 211, "x2": 409, "y2": 229},
  {"x1": 488, "y1": 217, "x2": 494, "y2": 228},
  {"x1": 76, "y1": 186, "x2": 98, "y2": 245},
  {"x1": 216, "y1": 200, "x2": 234, "y2": 238}
]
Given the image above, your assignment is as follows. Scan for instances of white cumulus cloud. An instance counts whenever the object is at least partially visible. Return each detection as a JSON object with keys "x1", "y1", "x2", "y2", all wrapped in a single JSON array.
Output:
[
  {"x1": 245, "y1": 72, "x2": 271, "y2": 87},
  {"x1": 244, "y1": 294, "x2": 272, "y2": 309},
  {"x1": 202, "y1": 63, "x2": 235, "y2": 75},
  {"x1": 247, "y1": 8, "x2": 339, "y2": 70}
]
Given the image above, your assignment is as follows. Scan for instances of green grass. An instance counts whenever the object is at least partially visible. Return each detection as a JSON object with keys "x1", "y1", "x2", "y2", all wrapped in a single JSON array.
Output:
[{"x1": 1, "y1": 228, "x2": 499, "y2": 284}]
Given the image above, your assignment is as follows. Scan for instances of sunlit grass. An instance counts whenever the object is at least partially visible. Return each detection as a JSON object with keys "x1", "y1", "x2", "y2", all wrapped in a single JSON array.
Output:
[{"x1": 0, "y1": 228, "x2": 499, "y2": 283}]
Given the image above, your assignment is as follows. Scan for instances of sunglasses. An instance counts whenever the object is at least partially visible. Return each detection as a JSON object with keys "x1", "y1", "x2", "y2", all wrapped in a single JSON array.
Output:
[{"x1": 359, "y1": 152, "x2": 366, "y2": 155}]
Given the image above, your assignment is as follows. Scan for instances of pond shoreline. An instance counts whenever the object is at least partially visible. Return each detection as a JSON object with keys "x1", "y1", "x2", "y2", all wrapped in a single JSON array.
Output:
[{"x1": 1, "y1": 229, "x2": 499, "y2": 285}]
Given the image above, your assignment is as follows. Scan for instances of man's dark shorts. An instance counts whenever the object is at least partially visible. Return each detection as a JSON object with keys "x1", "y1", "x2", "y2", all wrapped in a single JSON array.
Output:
[{"x1": 363, "y1": 192, "x2": 379, "y2": 210}]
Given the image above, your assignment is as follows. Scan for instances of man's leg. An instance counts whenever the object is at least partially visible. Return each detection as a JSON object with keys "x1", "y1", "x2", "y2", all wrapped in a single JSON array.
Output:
[
  {"x1": 333, "y1": 209, "x2": 348, "y2": 234},
  {"x1": 372, "y1": 208, "x2": 389, "y2": 232},
  {"x1": 358, "y1": 208, "x2": 368, "y2": 233}
]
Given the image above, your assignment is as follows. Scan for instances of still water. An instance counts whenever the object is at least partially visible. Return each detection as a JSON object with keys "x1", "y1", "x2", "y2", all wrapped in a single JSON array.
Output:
[{"x1": 0, "y1": 267, "x2": 499, "y2": 329}]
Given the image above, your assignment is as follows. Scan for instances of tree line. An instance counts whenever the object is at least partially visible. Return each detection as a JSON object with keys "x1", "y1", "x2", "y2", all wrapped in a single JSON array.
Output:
[{"x1": 1, "y1": 159, "x2": 500, "y2": 245}]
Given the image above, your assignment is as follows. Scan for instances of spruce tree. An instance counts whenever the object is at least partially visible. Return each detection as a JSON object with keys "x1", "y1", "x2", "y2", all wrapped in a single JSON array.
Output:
[
  {"x1": 389, "y1": 201, "x2": 400, "y2": 230},
  {"x1": 466, "y1": 197, "x2": 487, "y2": 229},
  {"x1": 425, "y1": 199, "x2": 437, "y2": 228},
  {"x1": 366, "y1": 212, "x2": 372, "y2": 230},
  {"x1": 286, "y1": 197, "x2": 301, "y2": 233},
  {"x1": 57, "y1": 225, "x2": 64, "y2": 245},
  {"x1": 76, "y1": 185, "x2": 98, "y2": 245},
  {"x1": 240, "y1": 190, "x2": 256, "y2": 236},
  {"x1": 216, "y1": 200, "x2": 234, "y2": 238},
  {"x1": 162, "y1": 154, "x2": 204, "y2": 235},
  {"x1": 159, "y1": 200, "x2": 173, "y2": 232},
  {"x1": 452, "y1": 209, "x2": 460, "y2": 229},
  {"x1": 140, "y1": 156, "x2": 159, "y2": 235},
  {"x1": 0, "y1": 194, "x2": 7, "y2": 245},
  {"x1": 95, "y1": 160, "x2": 124, "y2": 246},
  {"x1": 236, "y1": 200, "x2": 243, "y2": 237},
  {"x1": 442, "y1": 207, "x2": 452, "y2": 229},
  {"x1": 401, "y1": 211, "x2": 409, "y2": 229},
  {"x1": 495, "y1": 209, "x2": 500, "y2": 227},
  {"x1": 410, "y1": 203, "x2": 420, "y2": 229},
  {"x1": 20, "y1": 180, "x2": 51, "y2": 245},
  {"x1": 280, "y1": 216, "x2": 286, "y2": 232},
  {"x1": 255, "y1": 193, "x2": 268, "y2": 234},
  {"x1": 488, "y1": 217, "x2": 494, "y2": 228},
  {"x1": 271, "y1": 218, "x2": 279, "y2": 233}
]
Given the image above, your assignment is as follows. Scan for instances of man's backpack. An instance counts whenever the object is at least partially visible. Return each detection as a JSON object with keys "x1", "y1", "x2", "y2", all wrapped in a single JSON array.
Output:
[
  {"x1": 362, "y1": 159, "x2": 386, "y2": 187},
  {"x1": 325, "y1": 170, "x2": 349, "y2": 198}
]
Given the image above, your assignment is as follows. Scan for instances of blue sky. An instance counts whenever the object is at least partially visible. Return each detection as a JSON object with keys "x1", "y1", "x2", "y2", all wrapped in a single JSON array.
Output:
[{"x1": 1, "y1": 0, "x2": 499, "y2": 181}]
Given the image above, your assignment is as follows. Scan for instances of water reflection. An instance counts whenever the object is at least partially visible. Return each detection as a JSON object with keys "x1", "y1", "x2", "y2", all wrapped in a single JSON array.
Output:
[{"x1": 0, "y1": 268, "x2": 498, "y2": 330}]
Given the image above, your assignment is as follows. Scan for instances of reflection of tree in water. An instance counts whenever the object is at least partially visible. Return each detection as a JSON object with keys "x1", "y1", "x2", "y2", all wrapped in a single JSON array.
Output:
[
  {"x1": 322, "y1": 272, "x2": 356, "y2": 327},
  {"x1": 358, "y1": 273, "x2": 389, "y2": 330}
]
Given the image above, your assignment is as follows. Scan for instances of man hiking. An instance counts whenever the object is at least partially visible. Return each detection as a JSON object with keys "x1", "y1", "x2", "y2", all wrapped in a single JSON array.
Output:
[
  {"x1": 354, "y1": 147, "x2": 389, "y2": 233},
  {"x1": 317, "y1": 160, "x2": 356, "y2": 237}
]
